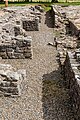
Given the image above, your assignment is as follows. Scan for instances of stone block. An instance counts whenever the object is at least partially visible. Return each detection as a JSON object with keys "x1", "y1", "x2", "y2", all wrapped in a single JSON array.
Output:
[
  {"x1": 35, "y1": 5, "x2": 44, "y2": 13},
  {"x1": 0, "y1": 64, "x2": 26, "y2": 97},
  {"x1": 0, "y1": 36, "x2": 32, "y2": 59},
  {"x1": 14, "y1": 26, "x2": 21, "y2": 36},
  {"x1": 22, "y1": 18, "x2": 39, "y2": 31}
]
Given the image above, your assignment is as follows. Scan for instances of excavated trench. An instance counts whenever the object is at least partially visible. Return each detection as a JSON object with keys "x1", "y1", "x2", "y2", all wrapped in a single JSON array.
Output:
[{"x1": 0, "y1": 6, "x2": 75, "y2": 120}]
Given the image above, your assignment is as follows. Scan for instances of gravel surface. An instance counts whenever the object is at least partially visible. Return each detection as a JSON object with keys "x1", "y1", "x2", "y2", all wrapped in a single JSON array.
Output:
[
  {"x1": 0, "y1": 10, "x2": 74, "y2": 120},
  {"x1": 0, "y1": 11, "x2": 5, "y2": 16}
]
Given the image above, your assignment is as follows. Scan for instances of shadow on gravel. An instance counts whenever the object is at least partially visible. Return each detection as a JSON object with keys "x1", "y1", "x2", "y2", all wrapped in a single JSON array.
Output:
[
  {"x1": 42, "y1": 67, "x2": 74, "y2": 120},
  {"x1": 45, "y1": 10, "x2": 54, "y2": 28}
]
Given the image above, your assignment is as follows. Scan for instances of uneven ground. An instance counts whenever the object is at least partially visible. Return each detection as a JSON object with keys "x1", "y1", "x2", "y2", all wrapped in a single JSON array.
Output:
[{"x1": 0, "y1": 10, "x2": 74, "y2": 120}]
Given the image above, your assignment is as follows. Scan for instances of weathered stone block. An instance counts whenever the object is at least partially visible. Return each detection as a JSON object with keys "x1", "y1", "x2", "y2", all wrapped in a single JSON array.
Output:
[
  {"x1": 0, "y1": 64, "x2": 26, "y2": 97},
  {"x1": 0, "y1": 36, "x2": 32, "y2": 59},
  {"x1": 14, "y1": 26, "x2": 21, "y2": 36},
  {"x1": 35, "y1": 5, "x2": 44, "y2": 13},
  {"x1": 22, "y1": 18, "x2": 39, "y2": 31}
]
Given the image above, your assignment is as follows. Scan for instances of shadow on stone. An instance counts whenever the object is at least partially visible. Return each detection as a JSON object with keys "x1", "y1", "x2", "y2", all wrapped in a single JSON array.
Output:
[
  {"x1": 42, "y1": 67, "x2": 75, "y2": 120},
  {"x1": 45, "y1": 10, "x2": 54, "y2": 28}
]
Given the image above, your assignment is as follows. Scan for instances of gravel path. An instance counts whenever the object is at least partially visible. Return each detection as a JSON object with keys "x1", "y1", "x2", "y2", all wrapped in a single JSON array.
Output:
[
  {"x1": 0, "y1": 11, "x2": 5, "y2": 16},
  {"x1": 0, "y1": 11, "x2": 74, "y2": 120}
]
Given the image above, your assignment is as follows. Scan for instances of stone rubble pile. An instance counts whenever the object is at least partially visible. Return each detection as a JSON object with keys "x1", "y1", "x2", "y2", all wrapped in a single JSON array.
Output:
[
  {"x1": 22, "y1": 17, "x2": 39, "y2": 31},
  {"x1": 0, "y1": 64, "x2": 26, "y2": 97}
]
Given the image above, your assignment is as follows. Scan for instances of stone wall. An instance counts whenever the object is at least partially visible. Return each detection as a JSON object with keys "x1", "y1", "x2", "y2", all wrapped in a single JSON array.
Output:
[
  {"x1": 51, "y1": 5, "x2": 80, "y2": 119},
  {"x1": 51, "y1": 5, "x2": 80, "y2": 37},
  {"x1": 22, "y1": 17, "x2": 39, "y2": 31},
  {"x1": 51, "y1": 6, "x2": 55, "y2": 27},
  {"x1": 64, "y1": 52, "x2": 80, "y2": 119},
  {"x1": 0, "y1": 64, "x2": 26, "y2": 97},
  {"x1": 69, "y1": 20, "x2": 80, "y2": 36},
  {"x1": 0, "y1": 35, "x2": 32, "y2": 59},
  {"x1": 0, "y1": 6, "x2": 43, "y2": 97},
  {"x1": 0, "y1": 6, "x2": 43, "y2": 59}
]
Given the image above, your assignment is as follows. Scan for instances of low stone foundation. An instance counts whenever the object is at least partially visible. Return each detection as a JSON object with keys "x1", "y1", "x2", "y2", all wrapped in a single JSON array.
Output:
[
  {"x1": 0, "y1": 35, "x2": 32, "y2": 59},
  {"x1": 51, "y1": 5, "x2": 80, "y2": 37},
  {"x1": 0, "y1": 64, "x2": 26, "y2": 97},
  {"x1": 22, "y1": 17, "x2": 39, "y2": 31},
  {"x1": 0, "y1": 6, "x2": 43, "y2": 59},
  {"x1": 69, "y1": 20, "x2": 80, "y2": 36},
  {"x1": 51, "y1": 6, "x2": 55, "y2": 27},
  {"x1": 64, "y1": 52, "x2": 80, "y2": 119}
]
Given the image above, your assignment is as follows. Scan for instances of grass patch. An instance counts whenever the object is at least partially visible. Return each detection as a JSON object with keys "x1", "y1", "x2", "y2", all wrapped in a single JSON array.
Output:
[
  {"x1": 0, "y1": 1, "x2": 80, "y2": 9},
  {"x1": 41, "y1": 4, "x2": 51, "y2": 11},
  {"x1": 0, "y1": 2, "x2": 52, "y2": 8},
  {"x1": 52, "y1": 2, "x2": 80, "y2": 6},
  {"x1": 0, "y1": 2, "x2": 52, "y2": 11}
]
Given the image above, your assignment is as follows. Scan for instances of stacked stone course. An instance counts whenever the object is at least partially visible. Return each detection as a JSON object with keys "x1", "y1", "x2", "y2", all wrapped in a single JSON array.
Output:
[
  {"x1": 22, "y1": 17, "x2": 39, "y2": 31},
  {"x1": 51, "y1": 5, "x2": 80, "y2": 119},
  {"x1": 0, "y1": 6, "x2": 43, "y2": 59},
  {"x1": 0, "y1": 64, "x2": 26, "y2": 97},
  {"x1": 0, "y1": 35, "x2": 32, "y2": 59},
  {"x1": 64, "y1": 52, "x2": 80, "y2": 119},
  {"x1": 0, "y1": 6, "x2": 44, "y2": 97}
]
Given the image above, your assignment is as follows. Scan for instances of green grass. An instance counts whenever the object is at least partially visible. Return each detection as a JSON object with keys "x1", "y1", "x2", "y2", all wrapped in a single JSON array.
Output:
[
  {"x1": 53, "y1": 2, "x2": 80, "y2": 6},
  {"x1": 0, "y1": 2, "x2": 52, "y2": 10},
  {"x1": 42, "y1": 6, "x2": 51, "y2": 11},
  {"x1": 1, "y1": 1, "x2": 80, "y2": 9},
  {"x1": 58, "y1": 0, "x2": 80, "y2": 2}
]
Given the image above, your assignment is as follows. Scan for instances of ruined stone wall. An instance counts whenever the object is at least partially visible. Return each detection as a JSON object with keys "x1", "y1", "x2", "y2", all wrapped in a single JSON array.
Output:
[
  {"x1": 69, "y1": 21, "x2": 80, "y2": 36},
  {"x1": 0, "y1": 64, "x2": 26, "y2": 97},
  {"x1": 51, "y1": 5, "x2": 80, "y2": 37},
  {"x1": 64, "y1": 52, "x2": 80, "y2": 119},
  {"x1": 0, "y1": 6, "x2": 42, "y2": 59},
  {"x1": 0, "y1": 36, "x2": 32, "y2": 59},
  {"x1": 51, "y1": 6, "x2": 55, "y2": 27},
  {"x1": 22, "y1": 18, "x2": 39, "y2": 31},
  {"x1": 51, "y1": 5, "x2": 80, "y2": 119},
  {"x1": 0, "y1": 6, "x2": 43, "y2": 97}
]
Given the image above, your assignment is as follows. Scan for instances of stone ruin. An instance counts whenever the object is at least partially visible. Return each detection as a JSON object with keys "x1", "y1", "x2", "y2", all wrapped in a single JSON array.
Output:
[
  {"x1": 0, "y1": 6, "x2": 42, "y2": 59},
  {"x1": 0, "y1": 35, "x2": 32, "y2": 59},
  {"x1": 0, "y1": 64, "x2": 26, "y2": 97},
  {"x1": 64, "y1": 51, "x2": 80, "y2": 119},
  {"x1": 51, "y1": 5, "x2": 80, "y2": 119},
  {"x1": 22, "y1": 17, "x2": 39, "y2": 31},
  {"x1": 0, "y1": 5, "x2": 43, "y2": 97}
]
